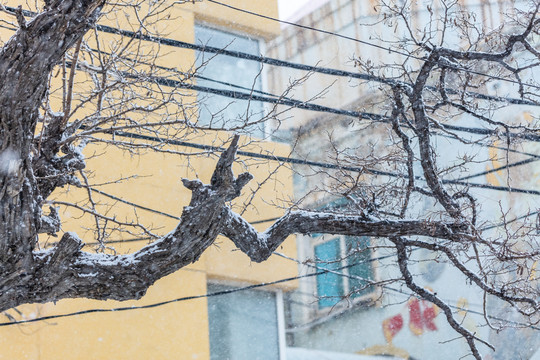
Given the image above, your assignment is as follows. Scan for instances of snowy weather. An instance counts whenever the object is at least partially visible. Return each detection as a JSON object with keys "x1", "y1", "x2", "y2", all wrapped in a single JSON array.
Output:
[{"x1": 0, "y1": 0, "x2": 540, "y2": 359}]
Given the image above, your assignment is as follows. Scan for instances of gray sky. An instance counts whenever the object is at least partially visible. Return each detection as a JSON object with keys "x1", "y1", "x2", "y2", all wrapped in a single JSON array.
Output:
[{"x1": 278, "y1": 0, "x2": 311, "y2": 20}]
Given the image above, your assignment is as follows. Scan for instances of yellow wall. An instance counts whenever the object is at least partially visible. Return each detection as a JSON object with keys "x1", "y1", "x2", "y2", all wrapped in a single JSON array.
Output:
[
  {"x1": 191, "y1": 0, "x2": 280, "y2": 40},
  {"x1": 0, "y1": 1, "x2": 295, "y2": 359}
]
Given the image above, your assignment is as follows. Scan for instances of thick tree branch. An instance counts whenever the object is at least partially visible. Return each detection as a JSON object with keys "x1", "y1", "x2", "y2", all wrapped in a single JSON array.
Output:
[
  {"x1": 0, "y1": 135, "x2": 477, "y2": 311},
  {"x1": 0, "y1": 135, "x2": 251, "y2": 311},
  {"x1": 409, "y1": 51, "x2": 462, "y2": 219},
  {"x1": 222, "y1": 208, "x2": 472, "y2": 263}
]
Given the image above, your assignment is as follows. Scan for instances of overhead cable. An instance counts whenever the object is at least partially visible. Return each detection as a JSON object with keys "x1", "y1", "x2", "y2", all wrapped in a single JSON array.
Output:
[
  {"x1": 78, "y1": 125, "x2": 540, "y2": 197},
  {"x1": 134, "y1": 71, "x2": 540, "y2": 143},
  {"x1": 2, "y1": 250, "x2": 537, "y2": 332},
  {"x1": 205, "y1": 0, "x2": 540, "y2": 92},
  {"x1": 6, "y1": 6, "x2": 540, "y2": 104}
]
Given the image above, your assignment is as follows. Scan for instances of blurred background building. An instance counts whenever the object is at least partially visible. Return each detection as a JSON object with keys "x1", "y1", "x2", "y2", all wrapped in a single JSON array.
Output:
[{"x1": 0, "y1": 1, "x2": 297, "y2": 359}]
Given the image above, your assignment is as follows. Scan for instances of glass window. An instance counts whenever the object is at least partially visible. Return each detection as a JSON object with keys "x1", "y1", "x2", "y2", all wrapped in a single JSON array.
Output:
[
  {"x1": 314, "y1": 238, "x2": 344, "y2": 308},
  {"x1": 346, "y1": 236, "x2": 374, "y2": 299},
  {"x1": 314, "y1": 235, "x2": 374, "y2": 309},
  {"x1": 194, "y1": 25, "x2": 265, "y2": 137},
  {"x1": 207, "y1": 283, "x2": 280, "y2": 360}
]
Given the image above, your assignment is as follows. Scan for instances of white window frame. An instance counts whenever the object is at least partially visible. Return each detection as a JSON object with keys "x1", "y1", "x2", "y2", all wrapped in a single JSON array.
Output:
[{"x1": 206, "y1": 280, "x2": 287, "y2": 360}]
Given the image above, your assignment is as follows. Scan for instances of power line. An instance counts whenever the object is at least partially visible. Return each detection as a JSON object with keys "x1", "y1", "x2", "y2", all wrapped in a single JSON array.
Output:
[
  {"x1": 84, "y1": 127, "x2": 540, "y2": 196},
  {"x1": 88, "y1": 47, "x2": 540, "y2": 154},
  {"x1": 150, "y1": 75, "x2": 384, "y2": 120},
  {"x1": 80, "y1": 187, "x2": 279, "y2": 226},
  {"x1": 207, "y1": 0, "x2": 419, "y2": 60},
  {"x1": 7, "y1": 7, "x2": 540, "y2": 171},
  {"x1": 69, "y1": 67, "x2": 540, "y2": 196},
  {"x1": 0, "y1": 258, "x2": 363, "y2": 327},
  {"x1": 6, "y1": 5, "x2": 540, "y2": 107},
  {"x1": 5, "y1": 247, "x2": 537, "y2": 333},
  {"x1": 480, "y1": 210, "x2": 540, "y2": 232},
  {"x1": 79, "y1": 118, "x2": 540, "y2": 197},
  {"x1": 206, "y1": 0, "x2": 540, "y2": 92},
  {"x1": 8, "y1": 8, "x2": 540, "y2": 145},
  {"x1": 190, "y1": 81, "x2": 540, "y2": 142},
  {"x1": 456, "y1": 157, "x2": 540, "y2": 181},
  {"x1": 90, "y1": 188, "x2": 181, "y2": 220},
  {"x1": 98, "y1": 21, "x2": 539, "y2": 108},
  {"x1": 75, "y1": 49, "x2": 536, "y2": 145},
  {"x1": 124, "y1": 69, "x2": 540, "y2": 143},
  {"x1": 71, "y1": 52, "x2": 540, "y2": 162},
  {"x1": 64, "y1": 53, "x2": 540, "y2": 146},
  {"x1": 78, "y1": 31, "x2": 540, "y2": 124}
]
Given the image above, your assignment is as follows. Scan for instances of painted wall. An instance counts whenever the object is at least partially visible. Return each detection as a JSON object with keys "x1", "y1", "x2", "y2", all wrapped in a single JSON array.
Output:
[{"x1": 0, "y1": 1, "x2": 295, "y2": 359}]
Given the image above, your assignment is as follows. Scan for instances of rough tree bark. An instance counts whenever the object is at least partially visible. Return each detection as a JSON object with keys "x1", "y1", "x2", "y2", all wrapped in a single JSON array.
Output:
[
  {"x1": 0, "y1": 0, "x2": 105, "y2": 285},
  {"x1": 1, "y1": 2, "x2": 540, "y2": 358},
  {"x1": 0, "y1": 128, "x2": 473, "y2": 312},
  {"x1": 0, "y1": 0, "x2": 478, "y2": 313}
]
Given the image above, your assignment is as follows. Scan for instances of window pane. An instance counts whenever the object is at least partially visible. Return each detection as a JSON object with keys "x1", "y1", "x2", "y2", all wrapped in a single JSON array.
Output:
[
  {"x1": 194, "y1": 26, "x2": 264, "y2": 137},
  {"x1": 315, "y1": 238, "x2": 344, "y2": 308},
  {"x1": 345, "y1": 236, "x2": 374, "y2": 298},
  {"x1": 207, "y1": 283, "x2": 279, "y2": 360}
]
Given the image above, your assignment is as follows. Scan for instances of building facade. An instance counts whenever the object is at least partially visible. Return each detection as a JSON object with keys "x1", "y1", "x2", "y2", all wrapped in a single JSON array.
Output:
[
  {"x1": 268, "y1": 0, "x2": 540, "y2": 359},
  {"x1": 0, "y1": 1, "x2": 297, "y2": 359}
]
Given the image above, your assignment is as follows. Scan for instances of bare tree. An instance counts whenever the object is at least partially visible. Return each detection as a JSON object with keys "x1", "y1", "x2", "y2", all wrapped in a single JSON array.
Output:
[
  {"x1": 0, "y1": 0, "x2": 540, "y2": 358},
  {"x1": 269, "y1": 0, "x2": 540, "y2": 358}
]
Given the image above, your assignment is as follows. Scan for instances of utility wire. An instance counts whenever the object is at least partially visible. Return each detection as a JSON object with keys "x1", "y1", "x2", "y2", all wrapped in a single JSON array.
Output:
[
  {"x1": 71, "y1": 49, "x2": 540, "y2": 164},
  {"x1": 7, "y1": 9, "x2": 540, "y2": 145},
  {"x1": 124, "y1": 70, "x2": 540, "y2": 143},
  {"x1": 74, "y1": 48, "x2": 536, "y2": 145},
  {"x1": 90, "y1": 188, "x2": 181, "y2": 221},
  {"x1": 65, "y1": 65, "x2": 540, "y2": 196},
  {"x1": 64, "y1": 51, "x2": 540, "y2": 146},
  {"x1": 85, "y1": 126, "x2": 540, "y2": 196},
  {"x1": 154, "y1": 76, "x2": 382, "y2": 119},
  {"x1": 90, "y1": 46, "x2": 540, "y2": 161},
  {"x1": 480, "y1": 210, "x2": 540, "y2": 232},
  {"x1": 6, "y1": 2, "x2": 540, "y2": 182},
  {"x1": 81, "y1": 35, "x2": 540, "y2": 131},
  {"x1": 96, "y1": 21, "x2": 539, "y2": 107},
  {"x1": 456, "y1": 157, "x2": 540, "y2": 181},
  {"x1": 206, "y1": 0, "x2": 540, "y2": 92},
  {"x1": 206, "y1": 0, "x2": 418, "y2": 60},
  {"x1": 83, "y1": 187, "x2": 279, "y2": 225},
  {"x1": 0, "y1": 258, "x2": 365, "y2": 327},
  {"x1": 3, "y1": 248, "x2": 538, "y2": 333},
  {"x1": 5, "y1": 6, "x2": 538, "y2": 108}
]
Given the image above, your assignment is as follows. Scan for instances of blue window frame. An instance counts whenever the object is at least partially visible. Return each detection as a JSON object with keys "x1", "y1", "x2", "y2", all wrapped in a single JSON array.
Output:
[
  {"x1": 314, "y1": 235, "x2": 374, "y2": 309},
  {"x1": 315, "y1": 238, "x2": 344, "y2": 308}
]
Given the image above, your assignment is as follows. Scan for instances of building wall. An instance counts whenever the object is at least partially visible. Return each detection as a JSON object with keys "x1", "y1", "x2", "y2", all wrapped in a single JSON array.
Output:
[
  {"x1": 268, "y1": 1, "x2": 537, "y2": 359},
  {"x1": 0, "y1": 1, "x2": 296, "y2": 359}
]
